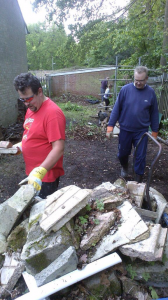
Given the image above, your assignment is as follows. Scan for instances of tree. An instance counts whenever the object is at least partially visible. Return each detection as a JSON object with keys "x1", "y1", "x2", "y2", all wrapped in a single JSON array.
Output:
[
  {"x1": 160, "y1": 0, "x2": 168, "y2": 72},
  {"x1": 112, "y1": 0, "x2": 165, "y2": 68},
  {"x1": 26, "y1": 22, "x2": 79, "y2": 70},
  {"x1": 32, "y1": 0, "x2": 126, "y2": 26}
]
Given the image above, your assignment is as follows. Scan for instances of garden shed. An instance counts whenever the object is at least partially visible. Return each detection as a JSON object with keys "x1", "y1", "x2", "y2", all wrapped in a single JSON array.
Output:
[{"x1": 46, "y1": 67, "x2": 116, "y2": 98}]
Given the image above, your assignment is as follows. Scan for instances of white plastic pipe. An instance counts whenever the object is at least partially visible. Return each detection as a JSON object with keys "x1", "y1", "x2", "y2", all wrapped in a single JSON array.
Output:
[{"x1": 16, "y1": 252, "x2": 122, "y2": 300}]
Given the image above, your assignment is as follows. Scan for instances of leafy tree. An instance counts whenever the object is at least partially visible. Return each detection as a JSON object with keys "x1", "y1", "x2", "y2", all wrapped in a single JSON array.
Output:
[
  {"x1": 29, "y1": 0, "x2": 168, "y2": 70},
  {"x1": 32, "y1": 0, "x2": 120, "y2": 25},
  {"x1": 160, "y1": 0, "x2": 168, "y2": 72},
  {"x1": 26, "y1": 22, "x2": 78, "y2": 69},
  {"x1": 113, "y1": 0, "x2": 165, "y2": 68}
]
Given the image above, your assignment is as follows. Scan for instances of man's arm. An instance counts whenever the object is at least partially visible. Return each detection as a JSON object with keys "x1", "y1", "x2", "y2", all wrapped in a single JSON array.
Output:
[
  {"x1": 26, "y1": 139, "x2": 65, "y2": 193},
  {"x1": 41, "y1": 139, "x2": 65, "y2": 171},
  {"x1": 150, "y1": 91, "x2": 159, "y2": 139}
]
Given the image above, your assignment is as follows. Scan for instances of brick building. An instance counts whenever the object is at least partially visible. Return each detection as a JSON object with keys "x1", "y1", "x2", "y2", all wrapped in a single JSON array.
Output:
[
  {"x1": 47, "y1": 67, "x2": 115, "y2": 98},
  {"x1": 0, "y1": 0, "x2": 28, "y2": 128}
]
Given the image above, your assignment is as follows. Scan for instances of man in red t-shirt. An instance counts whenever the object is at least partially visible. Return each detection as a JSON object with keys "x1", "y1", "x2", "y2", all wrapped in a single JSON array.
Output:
[{"x1": 13, "y1": 72, "x2": 66, "y2": 198}]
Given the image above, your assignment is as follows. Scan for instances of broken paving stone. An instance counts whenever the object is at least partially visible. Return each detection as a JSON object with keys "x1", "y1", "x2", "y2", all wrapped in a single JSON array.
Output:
[
  {"x1": 0, "y1": 252, "x2": 25, "y2": 298},
  {"x1": 0, "y1": 233, "x2": 7, "y2": 254},
  {"x1": 29, "y1": 199, "x2": 46, "y2": 227},
  {"x1": 80, "y1": 211, "x2": 117, "y2": 250},
  {"x1": 7, "y1": 219, "x2": 29, "y2": 252},
  {"x1": 120, "y1": 224, "x2": 167, "y2": 261},
  {"x1": 83, "y1": 270, "x2": 122, "y2": 298},
  {"x1": 21, "y1": 222, "x2": 77, "y2": 275},
  {"x1": 91, "y1": 201, "x2": 149, "y2": 262},
  {"x1": 125, "y1": 234, "x2": 168, "y2": 287},
  {"x1": 65, "y1": 220, "x2": 80, "y2": 250},
  {"x1": 103, "y1": 194, "x2": 124, "y2": 210},
  {"x1": 134, "y1": 207, "x2": 157, "y2": 222},
  {"x1": 113, "y1": 178, "x2": 127, "y2": 189},
  {"x1": 120, "y1": 276, "x2": 152, "y2": 300},
  {"x1": 0, "y1": 185, "x2": 35, "y2": 237},
  {"x1": 40, "y1": 185, "x2": 91, "y2": 233},
  {"x1": 150, "y1": 187, "x2": 167, "y2": 223},
  {"x1": 89, "y1": 187, "x2": 114, "y2": 201},
  {"x1": 35, "y1": 246, "x2": 78, "y2": 287},
  {"x1": 94, "y1": 181, "x2": 117, "y2": 192},
  {"x1": 126, "y1": 181, "x2": 146, "y2": 207}
]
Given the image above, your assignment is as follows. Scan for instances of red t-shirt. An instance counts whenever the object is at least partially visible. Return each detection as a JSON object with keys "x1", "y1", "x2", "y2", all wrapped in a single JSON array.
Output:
[{"x1": 22, "y1": 98, "x2": 66, "y2": 182}]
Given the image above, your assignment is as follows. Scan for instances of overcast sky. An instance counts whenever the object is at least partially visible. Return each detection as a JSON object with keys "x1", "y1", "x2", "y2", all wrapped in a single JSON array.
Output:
[
  {"x1": 17, "y1": 0, "x2": 46, "y2": 24},
  {"x1": 17, "y1": 0, "x2": 130, "y2": 25}
]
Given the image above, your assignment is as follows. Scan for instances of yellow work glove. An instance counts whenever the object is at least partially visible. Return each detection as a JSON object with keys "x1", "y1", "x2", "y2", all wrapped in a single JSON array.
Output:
[
  {"x1": 151, "y1": 132, "x2": 158, "y2": 139},
  {"x1": 28, "y1": 167, "x2": 47, "y2": 192},
  {"x1": 13, "y1": 142, "x2": 22, "y2": 155},
  {"x1": 106, "y1": 126, "x2": 113, "y2": 139}
]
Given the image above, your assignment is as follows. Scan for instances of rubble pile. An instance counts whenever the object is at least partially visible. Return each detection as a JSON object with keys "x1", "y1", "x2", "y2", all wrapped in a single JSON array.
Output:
[{"x1": 0, "y1": 179, "x2": 167, "y2": 300}]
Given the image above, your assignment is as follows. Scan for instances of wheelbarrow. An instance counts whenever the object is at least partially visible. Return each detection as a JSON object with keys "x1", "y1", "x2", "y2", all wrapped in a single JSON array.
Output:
[{"x1": 133, "y1": 132, "x2": 162, "y2": 211}]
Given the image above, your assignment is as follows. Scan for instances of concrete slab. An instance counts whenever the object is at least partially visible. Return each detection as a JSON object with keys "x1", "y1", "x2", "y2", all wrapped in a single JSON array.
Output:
[
  {"x1": 91, "y1": 201, "x2": 149, "y2": 262},
  {"x1": 150, "y1": 187, "x2": 167, "y2": 223},
  {"x1": 126, "y1": 181, "x2": 146, "y2": 207},
  {"x1": 0, "y1": 252, "x2": 25, "y2": 298},
  {"x1": 80, "y1": 211, "x2": 117, "y2": 250},
  {"x1": 120, "y1": 225, "x2": 167, "y2": 261},
  {"x1": 0, "y1": 185, "x2": 35, "y2": 237},
  {"x1": 35, "y1": 246, "x2": 78, "y2": 286}
]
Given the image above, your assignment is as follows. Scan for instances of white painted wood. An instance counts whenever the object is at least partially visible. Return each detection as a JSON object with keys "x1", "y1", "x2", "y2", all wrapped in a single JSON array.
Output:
[
  {"x1": 0, "y1": 148, "x2": 17, "y2": 154},
  {"x1": 40, "y1": 188, "x2": 90, "y2": 232}
]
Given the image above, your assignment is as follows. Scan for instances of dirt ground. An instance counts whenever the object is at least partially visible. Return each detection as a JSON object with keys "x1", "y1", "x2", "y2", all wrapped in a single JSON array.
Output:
[
  {"x1": 0, "y1": 95, "x2": 168, "y2": 299},
  {"x1": 1, "y1": 96, "x2": 168, "y2": 203}
]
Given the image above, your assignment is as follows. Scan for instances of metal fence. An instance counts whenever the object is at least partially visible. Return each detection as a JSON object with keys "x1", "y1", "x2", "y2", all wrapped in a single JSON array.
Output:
[
  {"x1": 109, "y1": 64, "x2": 168, "y2": 119},
  {"x1": 37, "y1": 65, "x2": 168, "y2": 119},
  {"x1": 147, "y1": 74, "x2": 168, "y2": 119},
  {"x1": 38, "y1": 76, "x2": 50, "y2": 96}
]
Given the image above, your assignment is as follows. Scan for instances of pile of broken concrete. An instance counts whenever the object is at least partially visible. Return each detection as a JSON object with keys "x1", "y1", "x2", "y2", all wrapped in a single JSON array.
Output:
[{"x1": 0, "y1": 178, "x2": 168, "y2": 300}]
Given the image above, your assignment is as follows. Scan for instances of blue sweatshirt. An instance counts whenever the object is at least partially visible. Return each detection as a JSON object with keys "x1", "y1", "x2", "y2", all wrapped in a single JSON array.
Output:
[{"x1": 108, "y1": 83, "x2": 159, "y2": 132}]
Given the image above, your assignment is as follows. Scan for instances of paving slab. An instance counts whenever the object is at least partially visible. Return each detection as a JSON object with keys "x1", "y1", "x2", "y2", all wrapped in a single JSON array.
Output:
[
  {"x1": 21, "y1": 222, "x2": 77, "y2": 275},
  {"x1": 35, "y1": 246, "x2": 78, "y2": 286},
  {"x1": 0, "y1": 252, "x2": 25, "y2": 298},
  {"x1": 0, "y1": 185, "x2": 35, "y2": 237},
  {"x1": 120, "y1": 224, "x2": 167, "y2": 261},
  {"x1": 80, "y1": 211, "x2": 117, "y2": 250},
  {"x1": 149, "y1": 187, "x2": 167, "y2": 223},
  {"x1": 126, "y1": 181, "x2": 146, "y2": 207},
  {"x1": 94, "y1": 182, "x2": 117, "y2": 192},
  {"x1": 91, "y1": 201, "x2": 149, "y2": 262},
  {"x1": 0, "y1": 233, "x2": 7, "y2": 254}
]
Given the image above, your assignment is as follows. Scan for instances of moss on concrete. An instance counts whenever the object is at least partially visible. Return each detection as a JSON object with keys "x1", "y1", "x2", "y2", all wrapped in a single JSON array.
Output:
[
  {"x1": 7, "y1": 222, "x2": 28, "y2": 251},
  {"x1": 26, "y1": 252, "x2": 50, "y2": 273},
  {"x1": 28, "y1": 214, "x2": 41, "y2": 230}
]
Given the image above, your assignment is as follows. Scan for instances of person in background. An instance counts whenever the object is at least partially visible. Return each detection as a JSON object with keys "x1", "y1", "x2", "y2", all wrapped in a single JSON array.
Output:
[
  {"x1": 106, "y1": 66, "x2": 159, "y2": 183},
  {"x1": 13, "y1": 72, "x2": 66, "y2": 198},
  {"x1": 100, "y1": 77, "x2": 109, "y2": 101},
  {"x1": 103, "y1": 84, "x2": 113, "y2": 110}
]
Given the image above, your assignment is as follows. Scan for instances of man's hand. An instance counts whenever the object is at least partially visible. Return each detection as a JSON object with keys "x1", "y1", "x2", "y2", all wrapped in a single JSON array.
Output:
[
  {"x1": 106, "y1": 126, "x2": 113, "y2": 139},
  {"x1": 12, "y1": 142, "x2": 22, "y2": 155},
  {"x1": 28, "y1": 167, "x2": 47, "y2": 192},
  {"x1": 151, "y1": 132, "x2": 158, "y2": 139}
]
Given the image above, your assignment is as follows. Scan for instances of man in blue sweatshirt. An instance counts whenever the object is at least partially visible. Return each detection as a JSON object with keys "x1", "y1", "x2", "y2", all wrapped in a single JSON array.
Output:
[{"x1": 106, "y1": 66, "x2": 159, "y2": 183}]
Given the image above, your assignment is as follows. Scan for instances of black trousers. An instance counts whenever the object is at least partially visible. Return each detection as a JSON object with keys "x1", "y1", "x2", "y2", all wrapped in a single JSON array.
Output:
[
  {"x1": 103, "y1": 97, "x2": 109, "y2": 110},
  {"x1": 39, "y1": 177, "x2": 60, "y2": 199}
]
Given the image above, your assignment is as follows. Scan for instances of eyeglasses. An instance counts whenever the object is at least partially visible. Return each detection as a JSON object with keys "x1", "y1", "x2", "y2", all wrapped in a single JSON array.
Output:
[
  {"x1": 134, "y1": 78, "x2": 147, "y2": 83},
  {"x1": 19, "y1": 95, "x2": 34, "y2": 103}
]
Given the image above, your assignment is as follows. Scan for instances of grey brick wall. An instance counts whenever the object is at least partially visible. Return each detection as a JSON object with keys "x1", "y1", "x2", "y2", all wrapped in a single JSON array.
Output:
[{"x1": 0, "y1": 0, "x2": 28, "y2": 127}]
